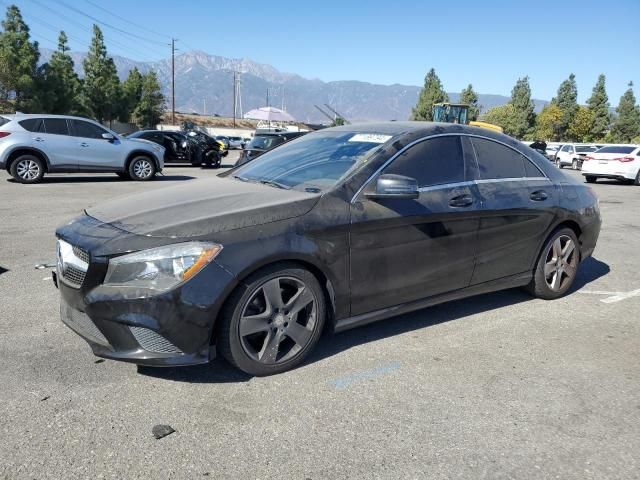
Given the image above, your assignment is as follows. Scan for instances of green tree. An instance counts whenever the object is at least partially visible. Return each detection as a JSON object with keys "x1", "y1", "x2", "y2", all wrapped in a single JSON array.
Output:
[
  {"x1": 552, "y1": 73, "x2": 579, "y2": 139},
  {"x1": 535, "y1": 104, "x2": 563, "y2": 141},
  {"x1": 481, "y1": 103, "x2": 519, "y2": 137},
  {"x1": 119, "y1": 67, "x2": 143, "y2": 122},
  {"x1": 131, "y1": 70, "x2": 164, "y2": 128},
  {"x1": 586, "y1": 74, "x2": 610, "y2": 141},
  {"x1": 0, "y1": 4, "x2": 41, "y2": 112},
  {"x1": 610, "y1": 82, "x2": 640, "y2": 143},
  {"x1": 510, "y1": 76, "x2": 535, "y2": 139},
  {"x1": 567, "y1": 106, "x2": 595, "y2": 142},
  {"x1": 411, "y1": 68, "x2": 448, "y2": 121},
  {"x1": 39, "y1": 31, "x2": 83, "y2": 114},
  {"x1": 459, "y1": 84, "x2": 479, "y2": 121},
  {"x1": 81, "y1": 25, "x2": 121, "y2": 123}
]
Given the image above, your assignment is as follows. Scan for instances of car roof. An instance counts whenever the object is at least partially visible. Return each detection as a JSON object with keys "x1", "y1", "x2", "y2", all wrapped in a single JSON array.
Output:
[{"x1": 1, "y1": 113, "x2": 99, "y2": 122}]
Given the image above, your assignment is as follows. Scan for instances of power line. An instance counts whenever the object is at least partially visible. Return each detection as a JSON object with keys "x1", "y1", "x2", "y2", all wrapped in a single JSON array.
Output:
[
  {"x1": 84, "y1": 0, "x2": 169, "y2": 41},
  {"x1": 27, "y1": 0, "x2": 164, "y2": 61},
  {"x1": 57, "y1": 0, "x2": 169, "y2": 47}
]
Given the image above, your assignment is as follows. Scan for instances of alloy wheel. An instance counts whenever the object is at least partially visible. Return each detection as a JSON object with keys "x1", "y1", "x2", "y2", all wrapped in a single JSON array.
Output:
[
  {"x1": 133, "y1": 158, "x2": 153, "y2": 179},
  {"x1": 239, "y1": 276, "x2": 317, "y2": 365},
  {"x1": 16, "y1": 159, "x2": 40, "y2": 180},
  {"x1": 544, "y1": 235, "x2": 578, "y2": 291}
]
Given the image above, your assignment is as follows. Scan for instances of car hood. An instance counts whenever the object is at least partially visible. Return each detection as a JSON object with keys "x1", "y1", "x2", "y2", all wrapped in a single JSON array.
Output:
[{"x1": 86, "y1": 176, "x2": 320, "y2": 238}]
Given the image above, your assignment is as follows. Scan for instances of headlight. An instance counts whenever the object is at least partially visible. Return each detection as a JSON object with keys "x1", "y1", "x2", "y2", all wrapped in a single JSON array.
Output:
[{"x1": 104, "y1": 242, "x2": 222, "y2": 291}]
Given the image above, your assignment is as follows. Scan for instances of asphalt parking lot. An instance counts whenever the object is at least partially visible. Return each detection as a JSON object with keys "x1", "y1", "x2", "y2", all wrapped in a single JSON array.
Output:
[{"x1": 0, "y1": 156, "x2": 638, "y2": 479}]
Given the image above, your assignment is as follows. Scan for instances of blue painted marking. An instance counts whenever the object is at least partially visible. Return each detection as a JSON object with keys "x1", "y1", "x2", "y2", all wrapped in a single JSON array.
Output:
[{"x1": 330, "y1": 361, "x2": 401, "y2": 390}]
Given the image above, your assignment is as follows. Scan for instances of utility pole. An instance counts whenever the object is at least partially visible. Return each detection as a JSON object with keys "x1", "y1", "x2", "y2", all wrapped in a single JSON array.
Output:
[
  {"x1": 171, "y1": 38, "x2": 176, "y2": 125},
  {"x1": 233, "y1": 71, "x2": 237, "y2": 128}
]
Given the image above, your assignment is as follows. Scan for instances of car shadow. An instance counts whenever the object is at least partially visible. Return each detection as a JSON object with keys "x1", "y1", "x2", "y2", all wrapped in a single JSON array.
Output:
[
  {"x1": 0, "y1": 266, "x2": 8, "y2": 275},
  {"x1": 6, "y1": 175, "x2": 195, "y2": 184},
  {"x1": 137, "y1": 256, "x2": 610, "y2": 383}
]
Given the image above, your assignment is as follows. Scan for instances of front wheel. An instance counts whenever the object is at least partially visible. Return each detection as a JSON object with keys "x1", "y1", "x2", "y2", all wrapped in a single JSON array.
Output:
[
  {"x1": 571, "y1": 159, "x2": 578, "y2": 170},
  {"x1": 128, "y1": 156, "x2": 156, "y2": 181},
  {"x1": 217, "y1": 264, "x2": 326, "y2": 376},
  {"x1": 525, "y1": 228, "x2": 579, "y2": 300},
  {"x1": 10, "y1": 155, "x2": 45, "y2": 183},
  {"x1": 585, "y1": 176, "x2": 597, "y2": 183}
]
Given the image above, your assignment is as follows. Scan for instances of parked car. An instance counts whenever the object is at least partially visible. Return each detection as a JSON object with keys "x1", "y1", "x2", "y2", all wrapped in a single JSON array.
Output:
[
  {"x1": 128, "y1": 129, "x2": 226, "y2": 167},
  {"x1": 54, "y1": 122, "x2": 600, "y2": 375},
  {"x1": 582, "y1": 145, "x2": 640, "y2": 185},
  {"x1": 0, "y1": 114, "x2": 164, "y2": 183},
  {"x1": 227, "y1": 136, "x2": 244, "y2": 149},
  {"x1": 127, "y1": 130, "x2": 191, "y2": 163},
  {"x1": 555, "y1": 144, "x2": 599, "y2": 170},
  {"x1": 545, "y1": 145, "x2": 561, "y2": 160},
  {"x1": 236, "y1": 131, "x2": 307, "y2": 167}
]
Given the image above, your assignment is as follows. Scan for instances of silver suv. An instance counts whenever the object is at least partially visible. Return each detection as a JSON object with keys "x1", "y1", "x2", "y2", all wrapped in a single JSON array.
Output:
[{"x1": 0, "y1": 114, "x2": 165, "y2": 183}]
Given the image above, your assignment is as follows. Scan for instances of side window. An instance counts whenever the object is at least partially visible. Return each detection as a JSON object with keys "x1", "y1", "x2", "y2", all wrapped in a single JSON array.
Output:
[
  {"x1": 384, "y1": 136, "x2": 465, "y2": 187},
  {"x1": 471, "y1": 137, "x2": 526, "y2": 179},
  {"x1": 523, "y1": 158, "x2": 543, "y2": 177},
  {"x1": 561, "y1": 145, "x2": 571, "y2": 152},
  {"x1": 19, "y1": 118, "x2": 45, "y2": 133},
  {"x1": 43, "y1": 118, "x2": 70, "y2": 136},
  {"x1": 71, "y1": 120, "x2": 107, "y2": 139}
]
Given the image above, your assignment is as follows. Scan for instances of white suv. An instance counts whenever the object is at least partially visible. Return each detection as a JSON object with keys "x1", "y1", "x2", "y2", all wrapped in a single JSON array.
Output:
[
  {"x1": 555, "y1": 143, "x2": 600, "y2": 170},
  {"x1": 0, "y1": 114, "x2": 165, "y2": 183},
  {"x1": 582, "y1": 145, "x2": 640, "y2": 185}
]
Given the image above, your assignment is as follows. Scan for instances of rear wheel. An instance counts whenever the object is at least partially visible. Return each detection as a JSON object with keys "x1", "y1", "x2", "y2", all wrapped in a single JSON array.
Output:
[
  {"x1": 10, "y1": 154, "x2": 45, "y2": 184},
  {"x1": 556, "y1": 159, "x2": 562, "y2": 168},
  {"x1": 128, "y1": 156, "x2": 156, "y2": 181},
  {"x1": 585, "y1": 176, "x2": 597, "y2": 183},
  {"x1": 571, "y1": 159, "x2": 578, "y2": 170},
  {"x1": 635, "y1": 170, "x2": 640, "y2": 186},
  {"x1": 217, "y1": 264, "x2": 326, "y2": 376},
  {"x1": 116, "y1": 171, "x2": 130, "y2": 180},
  {"x1": 526, "y1": 228, "x2": 579, "y2": 300}
]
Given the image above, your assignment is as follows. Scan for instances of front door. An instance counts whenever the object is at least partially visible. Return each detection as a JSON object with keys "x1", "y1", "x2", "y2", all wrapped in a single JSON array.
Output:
[
  {"x1": 69, "y1": 119, "x2": 121, "y2": 171},
  {"x1": 37, "y1": 118, "x2": 77, "y2": 170},
  {"x1": 349, "y1": 135, "x2": 479, "y2": 315}
]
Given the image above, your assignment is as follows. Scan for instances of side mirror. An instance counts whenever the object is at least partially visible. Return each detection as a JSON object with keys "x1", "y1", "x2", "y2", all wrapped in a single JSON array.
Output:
[
  {"x1": 102, "y1": 133, "x2": 115, "y2": 141},
  {"x1": 365, "y1": 174, "x2": 419, "y2": 200}
]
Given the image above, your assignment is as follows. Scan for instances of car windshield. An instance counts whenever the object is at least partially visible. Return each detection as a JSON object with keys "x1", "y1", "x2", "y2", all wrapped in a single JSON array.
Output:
[
  {"x1": 596, "y1": 146, "x2": 636, "y2": 154},
  {"x1": 576, "y1": 146, "x2": 598, "y2": 153},
  {"x1": 247, "y1": 135, "x2": 284, "y2": 151},
  {"x1": 233, "y1": 130, "x2": 391, "y2": 192}
]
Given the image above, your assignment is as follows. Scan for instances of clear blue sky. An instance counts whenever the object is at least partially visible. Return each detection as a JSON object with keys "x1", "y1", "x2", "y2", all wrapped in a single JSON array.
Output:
[{"x1": 9, "y1": 0, "x2": 640, "y2": 103}]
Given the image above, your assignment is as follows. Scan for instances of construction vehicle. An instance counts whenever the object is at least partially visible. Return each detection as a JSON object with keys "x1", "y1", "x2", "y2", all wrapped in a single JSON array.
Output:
[{"x1": 432, "y1": 103, "x2": 504, "y2": 133}]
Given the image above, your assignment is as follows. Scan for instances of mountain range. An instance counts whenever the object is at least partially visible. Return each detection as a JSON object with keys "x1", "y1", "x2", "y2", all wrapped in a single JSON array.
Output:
[{"x1": 40, "y1": 49, "x2": 549, "y2": 123}]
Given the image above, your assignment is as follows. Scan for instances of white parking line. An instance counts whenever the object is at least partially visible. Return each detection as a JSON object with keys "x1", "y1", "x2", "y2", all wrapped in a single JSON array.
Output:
[{"x1": 578, "y1": 289, "x2": 640, "y2": 303}]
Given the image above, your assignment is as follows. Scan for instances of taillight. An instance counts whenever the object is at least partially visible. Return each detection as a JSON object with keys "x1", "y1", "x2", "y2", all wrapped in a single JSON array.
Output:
[
  {"x1": 0, "y1": 131, "x2": 11, "y2": 138},
  {"x1": 615, "y1": 156, "x2": 635, "y2": 163}
]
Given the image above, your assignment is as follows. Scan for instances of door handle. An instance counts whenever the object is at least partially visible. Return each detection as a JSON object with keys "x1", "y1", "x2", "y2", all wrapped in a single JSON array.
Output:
[
  {"x1": 34, "y1": 137, "x2": 44, "y2": 142},
  {"x1": 530, "y1": 190, "x2": 548, "y2": 201},
  {"x1": 80, "y1": 142, "x2": 90, "y2": 147},
  {"x1": 449, "y1": 194, "x2": 473, "y2": 208}
]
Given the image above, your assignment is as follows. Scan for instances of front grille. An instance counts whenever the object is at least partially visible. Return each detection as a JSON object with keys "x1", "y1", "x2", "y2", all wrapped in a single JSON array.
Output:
[
  {"x1": 60, "y1": 302, "x2": 109, "y2": 346},
  {"x1": 57, "y1": 240, "x2": 89, "y2": 288},
  {"x1": 62, "y1": 264, "x2": 87, "y2": 287},
  {"x1": 72, "y1": 246, "x2": 90, "y2": 264},
  {"x1": 129, "y1": 326, "x2": 182, "y2": 354}
]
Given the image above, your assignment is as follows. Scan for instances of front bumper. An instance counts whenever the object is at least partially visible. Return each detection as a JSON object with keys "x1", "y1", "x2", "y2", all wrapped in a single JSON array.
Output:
[{"x1": 55, "y1": 217, "x2": 236, "y2": 366}]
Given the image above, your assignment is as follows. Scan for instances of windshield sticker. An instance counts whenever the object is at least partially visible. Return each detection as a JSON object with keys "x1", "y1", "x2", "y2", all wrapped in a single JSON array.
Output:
[{"x1": 348, "y1": 133, "x2": 392, "y2": 144}]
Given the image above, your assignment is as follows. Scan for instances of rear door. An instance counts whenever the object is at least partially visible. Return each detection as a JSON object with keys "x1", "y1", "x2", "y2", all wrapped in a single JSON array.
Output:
[
  {"x1": 69, "y1": 119, "x2": 121, "y2": 170},
  {"x1": 349, "y1": 135, "x2": 479, "y2": 315},
  {"x1": 37, "y1": 118, "x2": 77, "y2": 170},
  {"x1": 470, "y1": 137, "x2": 556, "y2": 284}
]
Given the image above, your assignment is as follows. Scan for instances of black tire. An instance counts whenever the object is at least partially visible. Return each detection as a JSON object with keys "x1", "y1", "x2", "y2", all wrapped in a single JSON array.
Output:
[
  {"x1": 217, "y1": 263, "x2": 326, "y2": 376},
  {"x1": 116, "y1": 171, "x2": 130, "y2": 180},
  {"x1": 525, "y1": 227, "x2": 580, "y2": 300},
  {"x1": 585, "y1": 175, "x2": 597, "y2": 183},
  {"x1": 634, "y1": 170, "x2": 640, "y2": 186},
  {"x1": 9, "y1": 154, "x2": 45, "y2": 184},
  {"x1": 571, "y1": 159, "x2": 578, "y2": 170},
  {"x1": 128, "y1": 156, "x2": 156, "y2": 181}
]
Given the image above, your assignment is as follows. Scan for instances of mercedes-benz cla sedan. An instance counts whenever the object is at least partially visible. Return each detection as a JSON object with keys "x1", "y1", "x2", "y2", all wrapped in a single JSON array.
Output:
[{"x1": 54, "y1": 122, "x2": 601, "y2": 375}]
